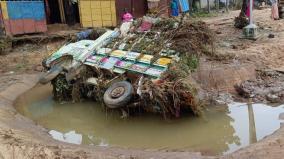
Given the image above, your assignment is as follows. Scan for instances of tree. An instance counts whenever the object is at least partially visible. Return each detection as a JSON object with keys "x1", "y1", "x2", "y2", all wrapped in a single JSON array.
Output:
[
  {"x1": 225, "y1": 0, "x2": 229, "y2": 12},
  {"x1": 234, "y1": 0, "x2": 249, "y2": 28},
  {"x1": 207, "y1": 0, "x2": 211, "y2": 13},
  {"x1": 240, "y1": 0, "x2": 248, "y2": 16}
]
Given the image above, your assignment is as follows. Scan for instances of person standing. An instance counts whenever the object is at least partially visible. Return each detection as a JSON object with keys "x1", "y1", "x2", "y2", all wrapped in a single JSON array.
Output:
[
  {"x1": 271, "y1": 0, "x2": 279, "y2": 20},
  {"x1": 120, "y1": 8, "x2": 134, "y2": 37},
  {"x1": 122, "y1": 8, "x2": 133, "y2": 23},
  {"x1": 171, "y1": 0, "x2": 179, "y2": 17}
]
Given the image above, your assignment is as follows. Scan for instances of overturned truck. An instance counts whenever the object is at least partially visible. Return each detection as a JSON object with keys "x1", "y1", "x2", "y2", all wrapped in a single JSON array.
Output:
[{"x1": 40, "y1": 19, "x2": 214, "y2": 118}]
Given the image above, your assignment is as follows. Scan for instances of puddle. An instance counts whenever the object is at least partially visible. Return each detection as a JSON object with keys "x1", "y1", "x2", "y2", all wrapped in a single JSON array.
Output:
[{"x1": 15, "y1": 84, "x2": 284, "y2": 155}]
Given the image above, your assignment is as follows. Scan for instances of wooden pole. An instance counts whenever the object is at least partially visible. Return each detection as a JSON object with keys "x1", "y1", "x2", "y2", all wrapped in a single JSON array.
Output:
[{"x1": 58, "y1": 0, "x2": 66, "y2": 23}]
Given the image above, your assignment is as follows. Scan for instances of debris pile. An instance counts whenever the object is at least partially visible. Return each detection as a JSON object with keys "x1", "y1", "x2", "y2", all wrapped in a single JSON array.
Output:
[
  {"x1": 235, "y1": 69, "x2": 284, "y2": 103},
  {"x1": 43, "y1": 17, "x2": 215, "y2": 118},
  {"x1": 138, "y1": 78, "x2": 202, "y2": 118},
  {"x1": 170, "y1": 21, "x2": 214, "y2": 56}
]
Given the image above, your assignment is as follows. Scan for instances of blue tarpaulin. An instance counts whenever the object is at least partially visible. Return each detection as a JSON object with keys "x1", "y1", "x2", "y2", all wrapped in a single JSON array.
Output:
[{"x1": 179, "y1": 0, "x2": 189, "y2": 12}]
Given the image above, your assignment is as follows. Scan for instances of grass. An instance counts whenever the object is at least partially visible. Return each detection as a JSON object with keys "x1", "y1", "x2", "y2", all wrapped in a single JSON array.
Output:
[{"x1": 191, "y1": 12, "x2": 218, "y2": 18}]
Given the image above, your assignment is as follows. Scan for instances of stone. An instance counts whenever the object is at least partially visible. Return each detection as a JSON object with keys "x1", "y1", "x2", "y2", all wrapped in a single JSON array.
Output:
[
  {"x1": 243, "y1": 24, "x2": 260, "y2": 40},
  {"x1": 266, "y1": 94, "x2": 280, "y2": 103},
  {"x1": 268, "y1": 34, "x2": 275, "y2": 38}
]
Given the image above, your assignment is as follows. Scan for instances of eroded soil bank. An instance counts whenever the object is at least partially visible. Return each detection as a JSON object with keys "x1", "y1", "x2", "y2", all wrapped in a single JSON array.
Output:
[{"x1": 0, "y1": 8, "x2": 284, "y2": 159}]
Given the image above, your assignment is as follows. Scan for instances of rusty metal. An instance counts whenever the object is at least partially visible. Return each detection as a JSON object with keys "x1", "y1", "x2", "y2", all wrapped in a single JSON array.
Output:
[{"x1": 111, "y1": 86, "x2": 125, "y2": 98}]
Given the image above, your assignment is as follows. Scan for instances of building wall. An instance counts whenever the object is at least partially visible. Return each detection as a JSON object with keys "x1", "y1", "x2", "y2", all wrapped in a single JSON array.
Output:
[
  {"x1": 79, "y1": 0, "x2": 117, "y2": 28},
  {"x1": 0, "y1": 1, "x2": 47, "y2": 36}
]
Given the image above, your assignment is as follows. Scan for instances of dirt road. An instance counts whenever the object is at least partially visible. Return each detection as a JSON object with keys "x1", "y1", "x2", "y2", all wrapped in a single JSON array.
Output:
[
  {"x1": 0, "y1": 8, "x2": 283, "y2": 159},
  {"x1": 204, "y1": 9, "x2": 284, "y2": 69}
]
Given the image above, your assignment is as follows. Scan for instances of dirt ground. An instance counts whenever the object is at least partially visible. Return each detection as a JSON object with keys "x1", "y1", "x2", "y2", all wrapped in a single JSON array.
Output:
[
  {"x1": 0, "y1": 8, "x2": 284, "y2": 159},
  {"x1": 0, "y1": 40, "x2": 64, "y2": 75},
  {"x1": 204, "y1": 9, "x2": 284, "y2": 69}
]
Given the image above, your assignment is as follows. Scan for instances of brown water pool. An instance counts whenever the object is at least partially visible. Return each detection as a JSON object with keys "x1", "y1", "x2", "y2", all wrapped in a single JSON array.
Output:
[{"x1": 15, "y1": 84, "x2": 284, "y2": 155}]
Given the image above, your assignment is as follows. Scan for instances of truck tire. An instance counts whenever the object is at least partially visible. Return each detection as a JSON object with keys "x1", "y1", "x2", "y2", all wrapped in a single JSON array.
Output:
[
  {"x1": 39, "y1": 66, "x2": 63, "y2": 84},
  {"x1": 103, "y1": 81, "x2": 133, "y2": 108}
]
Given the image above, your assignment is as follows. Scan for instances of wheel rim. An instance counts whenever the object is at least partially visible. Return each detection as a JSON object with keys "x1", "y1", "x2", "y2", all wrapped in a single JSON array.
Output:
[{"x1": 111, "y1": 86, "x2": 125, "y2": 98}]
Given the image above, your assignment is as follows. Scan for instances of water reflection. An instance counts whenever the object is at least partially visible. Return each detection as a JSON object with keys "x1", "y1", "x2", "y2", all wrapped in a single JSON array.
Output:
[
  {"x1": 248, "y1": 102, "x2": 257, "y2": 144},
  {"x1": 15, "y1": 84, "x2": 284, "y2": 155}
]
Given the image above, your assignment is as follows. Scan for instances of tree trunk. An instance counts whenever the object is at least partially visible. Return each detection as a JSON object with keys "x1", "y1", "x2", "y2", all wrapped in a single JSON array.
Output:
[
  {"x1": 240, "y1": 0, "x2": 247, "y2": 16},
  {"x1": 234, "y1": 0, "x2": 249, "y2": 29},
  {"x1": 225, "y1": 0, "x2": 229, "y2": 12},
  {"x1": 207, "y1": 0, "x2": 210, "y2": 13},
  {"x1": 216, "y1": 0, "x2": 219, "y2": 12},
  {"x1": 189, "y1": 0, "x2": 193, "y2": 13},
  {"x1": 199, "y1": 0, "x2": 202, "y2": 12}
]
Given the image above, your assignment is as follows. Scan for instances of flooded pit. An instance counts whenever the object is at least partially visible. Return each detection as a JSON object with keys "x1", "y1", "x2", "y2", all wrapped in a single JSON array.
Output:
[{"x1": 15, "y1": 84, "x2": 284, "y2": 155}]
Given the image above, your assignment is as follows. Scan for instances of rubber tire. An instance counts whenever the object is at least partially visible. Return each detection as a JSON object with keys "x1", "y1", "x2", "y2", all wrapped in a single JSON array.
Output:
[
  {"x1": 103, "y1": 81, "x2": 133, "y2": 108},
  {"x1": 39, "y1": 66, "x2": 63, "y2": 84}
]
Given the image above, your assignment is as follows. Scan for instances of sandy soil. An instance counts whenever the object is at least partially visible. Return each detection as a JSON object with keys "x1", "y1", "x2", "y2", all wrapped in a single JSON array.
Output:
[
  {"x1": 203, "y1": 9, "x2": 284, "y2": 69},
  {"x1": 0, "y1": 40, "x2": 65, "y2": 74},
  {"x1": 0, "y1": 8, "x2": 283, "y2": 159}
]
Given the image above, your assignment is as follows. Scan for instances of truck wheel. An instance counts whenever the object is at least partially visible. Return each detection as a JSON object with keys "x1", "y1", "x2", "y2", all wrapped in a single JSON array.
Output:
[
  {"x1": 103, "y1": 81, "x2": 133, "y2": 108},
  {"x1": 39, "y1": 66, "x2": 63, "y2": 84}
]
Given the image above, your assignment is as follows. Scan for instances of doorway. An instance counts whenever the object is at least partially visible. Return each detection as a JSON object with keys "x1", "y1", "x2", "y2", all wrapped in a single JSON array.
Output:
[
  {"x1": 115, "y1": 0, "x2": 147, "y2": 24},
  {"x1": 45, "y1": 0, "x2": 80, "y2": 25}
]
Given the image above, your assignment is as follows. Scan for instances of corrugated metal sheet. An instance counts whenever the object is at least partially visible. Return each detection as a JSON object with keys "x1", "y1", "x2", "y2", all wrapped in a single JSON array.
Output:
[
  {"x1": 7, "y1": 1, "x2": 45, "y2": 20},
  {"x1": 0, "y1": 1, "x2": 47, "y2": 36},
  {"x1": 9, "y1": 19, "x2": 25, "y2": 35},
  {"x1": 79, "y1": 0, "x2": 117, "y2": 28}
]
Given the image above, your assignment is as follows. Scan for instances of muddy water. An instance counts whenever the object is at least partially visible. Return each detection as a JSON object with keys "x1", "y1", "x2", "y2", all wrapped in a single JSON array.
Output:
[{"x1": 15, "y1": 84, "x2": 284, "y2": 155}]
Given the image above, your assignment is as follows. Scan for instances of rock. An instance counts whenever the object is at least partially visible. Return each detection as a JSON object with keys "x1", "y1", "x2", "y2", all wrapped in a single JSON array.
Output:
[
  {"x1": 216, "y1": 31, "x2": 222, "y2": 34},
  {"x1": 268, "y1": 34, "x2": 275, "y2": 38},
  {"x1": 274, "y1": 67, "x2": 284, "y2": 73},
  {"x1": 220, "y1": 42, "x2": 231, "y2": 48},
  {"x1": 232, "y1": 45, "x2": 238, "y2": 49},
  {"x1": 33, "y1": 65, "x2": 43, "y2": 72},
  {"x1": 266, "y1": 94, "x2": 280, "y2": 103},
  {"x1": 279, "y1": 113, "x2": 284, "y2": 120}
]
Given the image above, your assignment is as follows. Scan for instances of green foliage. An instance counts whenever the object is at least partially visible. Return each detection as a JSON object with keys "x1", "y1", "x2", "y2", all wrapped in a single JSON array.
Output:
[
  {"x1": 182, "y1": 54, "x2": 199, "y2": 71},
  {"x1": 192, "y1": 12, "x2": 218, "y2": 18}
]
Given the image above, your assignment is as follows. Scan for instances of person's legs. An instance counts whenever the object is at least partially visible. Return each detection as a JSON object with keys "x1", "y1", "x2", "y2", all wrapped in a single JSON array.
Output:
[
  {"x1": 271, "y1": 4, "x2": 275, "y2": 19},
  {"x1": 274, "y1": 4, "x2": 279, "y2": 20},
  {"x1": 271, "y1": 3, "x2": 279, "y2": 20}
]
